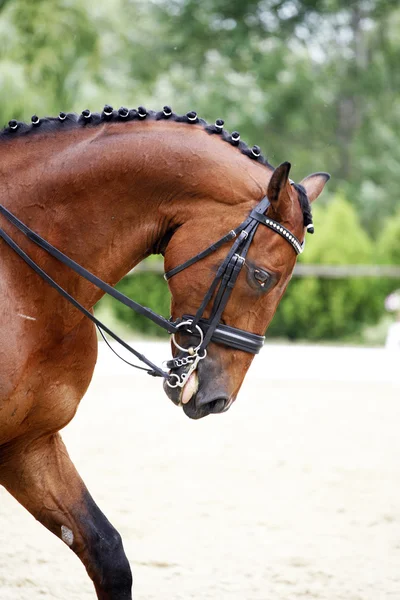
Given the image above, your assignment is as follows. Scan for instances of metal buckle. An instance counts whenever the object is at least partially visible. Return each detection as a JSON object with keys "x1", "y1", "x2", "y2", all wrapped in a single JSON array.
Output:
[
  {"x1": 171, "y1": 320, "x2": 204, "y2": 353},
  {"x1": 234, "y1": 254, "x2": 246, "y2": 265}
]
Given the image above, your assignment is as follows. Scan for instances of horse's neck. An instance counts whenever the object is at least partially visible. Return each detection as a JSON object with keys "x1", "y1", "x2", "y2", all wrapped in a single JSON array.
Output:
[
  {"x1": 2, "y1": 128, "x2": 165, "y2": 280},
  {"x1": 1, "y1": 123, "x2": 268, "y2": 308}
]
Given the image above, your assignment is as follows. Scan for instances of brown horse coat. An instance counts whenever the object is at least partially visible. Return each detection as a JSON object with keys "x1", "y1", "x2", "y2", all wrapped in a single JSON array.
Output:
[{"x1": 0, "y1": 111, "x2": 329, "y2": 598}]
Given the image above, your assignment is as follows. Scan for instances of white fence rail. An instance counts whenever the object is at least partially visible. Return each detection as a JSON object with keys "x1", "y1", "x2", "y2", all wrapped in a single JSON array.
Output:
[{"x1": 129, "y1": 262, "x2": 400, "y2": 278}]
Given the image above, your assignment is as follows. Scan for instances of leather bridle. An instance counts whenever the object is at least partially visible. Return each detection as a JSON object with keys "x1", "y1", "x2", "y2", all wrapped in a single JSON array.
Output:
[
  {"x1": 163, "y1": 194, "x2": 305, "y2": 387},
  {"x1": 0, "y1": 194, "x2": 306, "y2": 388}
]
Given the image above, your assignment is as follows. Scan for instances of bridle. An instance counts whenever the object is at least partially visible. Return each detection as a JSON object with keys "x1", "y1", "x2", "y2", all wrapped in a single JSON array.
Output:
[
  {"x1": 0, "y1": 196, "x2": 306, "y2": 385},
  {"x1": 163, "y1": 194, "x2": 306, "y2": 388},
  {"x1": 0, "y1": 193, "x2": 307, "y2": 389}
]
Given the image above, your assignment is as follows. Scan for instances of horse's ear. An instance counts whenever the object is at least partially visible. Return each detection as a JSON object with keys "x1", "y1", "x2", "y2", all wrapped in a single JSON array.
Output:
[
  {"x1": 267, "y1": 161, "x2": 291, "y2": 202},
  {"x1": 299, "y1": 172, "x2": 330, "y2": 203},
  {"x1": 267, "y1": 161, "x2": 292, "y2": 218}
]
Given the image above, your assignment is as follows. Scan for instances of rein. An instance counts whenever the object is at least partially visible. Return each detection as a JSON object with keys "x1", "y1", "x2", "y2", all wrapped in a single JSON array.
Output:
[{"x1": 0, "y1": 196, "x2": 304, "y2": 387}]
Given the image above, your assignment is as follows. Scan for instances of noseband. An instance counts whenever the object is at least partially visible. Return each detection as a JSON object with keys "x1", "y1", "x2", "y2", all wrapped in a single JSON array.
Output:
[{"x1": 0, "y1": 194, "x2": 305, "y2": 388}]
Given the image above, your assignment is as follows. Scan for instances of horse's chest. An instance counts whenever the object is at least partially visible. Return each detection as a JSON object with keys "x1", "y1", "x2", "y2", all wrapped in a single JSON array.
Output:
[{"x1": 0, "y1": 317, "x2": 98, "y2": 447}]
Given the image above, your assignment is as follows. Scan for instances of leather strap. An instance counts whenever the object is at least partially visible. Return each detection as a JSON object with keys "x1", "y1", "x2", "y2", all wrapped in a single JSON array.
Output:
[
  {"x1": 181, "y1": 315, "x2": 264, "y2": 354},
  {"x1": 0, "y1": 205, "x2": 178, "y2": 334},
  {"x1": 0, "y1": 202, "x2": 271, "y2": 381},
  {"x1": 0, "y1": 223, "x2": 169, "y2": 378},
  {"x1": 164, "y1": 229, "x2": 238, "y2": 280},
  {"x1": 0, "y1": 193, "x2": 304, "y2": 380}
]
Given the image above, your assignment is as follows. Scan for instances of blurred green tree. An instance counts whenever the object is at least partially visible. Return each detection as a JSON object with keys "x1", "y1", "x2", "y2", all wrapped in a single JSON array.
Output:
[
  {"x1": 1, "y1": 0, "x2": 399, "y2": 340},
  {"x1": 111, "y1": 272, "x2": 170, "y2": 338},
  {"x1": 0, "y1": 0, "x2": 101, "y2": 117},
  {"x1": 152, "y1": 0, "x2": 400, "y2": 231},
  {"x1": 268, "y1": 195, "x2": 385, "y2": 339},
  {"x1": 2, "y1": 0, "x2": 400, "y2": 232},
  {"x1": 376, "y1": 208, "x2": 400, "y2": 309},
  {"x1": 378, "y1": 208, "x2": 400, "y2": 265}
]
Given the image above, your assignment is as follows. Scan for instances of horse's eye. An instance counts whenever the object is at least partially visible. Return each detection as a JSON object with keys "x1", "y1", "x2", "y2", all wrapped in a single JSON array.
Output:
[{"x1": 253, "y1": 268, "x2": 270, "y2": 287}]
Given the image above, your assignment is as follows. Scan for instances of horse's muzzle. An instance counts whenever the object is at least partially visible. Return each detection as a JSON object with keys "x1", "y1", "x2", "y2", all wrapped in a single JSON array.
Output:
[{"x1": 163, "y1": 365, "x2": 232, "y2": 419}]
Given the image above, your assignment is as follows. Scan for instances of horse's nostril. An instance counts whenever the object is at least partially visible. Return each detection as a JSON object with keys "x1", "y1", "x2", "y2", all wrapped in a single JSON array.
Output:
[
  {"x1": 198, "y1": 397, "x2": 227, "y2": 414},
  {"x1": 182, "y1": 394, "x2": 231, "y2": 419},
  {"x1": 209, "y1": 399, "x2": 225, "y2": 413}
]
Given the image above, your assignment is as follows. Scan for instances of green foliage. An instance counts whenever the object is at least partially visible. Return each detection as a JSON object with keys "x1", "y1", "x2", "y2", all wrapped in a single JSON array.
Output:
[
  {"x1": 375, "y1": 208, "x2": 400, "y2": 307},
  {"x1": 1, "y1": 0, "x2": 399, "y2": 341},
  {"x1": 153, "y1": 0, "x2": 400, "y2": 232},
  {"x1": 111, "y1": 272, "x2": 170, "y2": 339},
  {"x1": 264, "y1": 197, "x2": 386, "y2": 339},
  {"x1": 0, "y1": 0, "x2": 101, "y2": 116},
  {"x1": 2, "y1": 0, "x2": 400, "y2": 234},
  {"x1": 0, "y1": 0, "x2": 167, "y2": 122},
  {"x1": 378, "y1": 208, "x2": 400, "y2": 265}
]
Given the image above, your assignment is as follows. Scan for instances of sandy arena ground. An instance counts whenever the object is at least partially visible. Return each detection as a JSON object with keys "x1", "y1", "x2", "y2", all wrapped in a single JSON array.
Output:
[{"x1": 1, "y1": 342, "x2": 400, "y2": 600}]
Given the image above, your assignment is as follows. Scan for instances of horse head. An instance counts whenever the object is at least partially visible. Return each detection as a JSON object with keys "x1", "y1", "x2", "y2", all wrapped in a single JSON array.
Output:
[{"x1": 164, "y1": 162, "x2": 329, "y2": 419}]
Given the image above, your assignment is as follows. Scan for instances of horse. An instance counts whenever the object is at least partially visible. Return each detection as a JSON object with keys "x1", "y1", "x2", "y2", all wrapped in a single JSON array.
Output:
[{"x1": 0, "y1": 105, "x2": 329, "y2": 599}]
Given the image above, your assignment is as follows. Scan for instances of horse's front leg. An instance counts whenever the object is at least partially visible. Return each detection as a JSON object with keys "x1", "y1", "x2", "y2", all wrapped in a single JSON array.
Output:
[{"x1": 0, "y1": 432, "x2": 133, "y2": 599}]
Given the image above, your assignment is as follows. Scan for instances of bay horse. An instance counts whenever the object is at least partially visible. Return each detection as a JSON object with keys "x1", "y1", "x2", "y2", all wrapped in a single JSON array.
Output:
[{"x1": 0, "y1": 105, "x2": 329, "y2": 599}]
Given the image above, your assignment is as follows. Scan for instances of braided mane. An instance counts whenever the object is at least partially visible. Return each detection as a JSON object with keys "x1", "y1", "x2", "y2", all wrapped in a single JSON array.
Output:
[
  {"x1": 1, "y1": 105, "x2": 312, "y2": 226},
  {"x1": 1, "y1": 104, "x2": 273, "y2": 163}
]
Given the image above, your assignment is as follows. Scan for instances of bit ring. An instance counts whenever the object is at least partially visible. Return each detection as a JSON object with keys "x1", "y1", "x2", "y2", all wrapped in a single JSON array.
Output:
[
  {"x1": 166, "y1": 373, "x2": 181, "y2": 389},
  {"x1": 171, "y1": 320, "x2": 204, "y2": 353}
]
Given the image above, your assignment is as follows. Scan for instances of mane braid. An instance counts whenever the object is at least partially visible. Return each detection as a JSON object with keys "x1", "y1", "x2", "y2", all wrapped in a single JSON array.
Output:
[
  {"x1": 0, "y1": 104, "x2": 309, "y2": 222},
  {"x1": 0, "y1": 105, "x2": 274, "y2": 171}
]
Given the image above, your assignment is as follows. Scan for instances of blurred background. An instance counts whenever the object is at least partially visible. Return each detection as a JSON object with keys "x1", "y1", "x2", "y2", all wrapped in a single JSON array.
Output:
[
  {"x1": 1, "y1": 0, "x2": 400, "y2": 343},
  {"x1": 2, "y1": 4, "x2": 400, "y2": 599}
]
